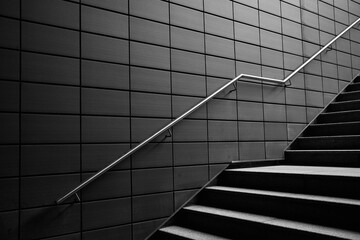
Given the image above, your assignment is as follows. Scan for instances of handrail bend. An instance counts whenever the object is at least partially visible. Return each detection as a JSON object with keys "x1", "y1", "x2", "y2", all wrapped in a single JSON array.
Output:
[{"x1": 56, "y1": 17, "x2": 360, "y2": 204}]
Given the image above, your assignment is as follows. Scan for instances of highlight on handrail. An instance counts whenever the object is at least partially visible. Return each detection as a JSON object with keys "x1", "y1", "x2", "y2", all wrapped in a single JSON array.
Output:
[{"x1": 56, "y1": 17, "x2": 360, "y2": 204}]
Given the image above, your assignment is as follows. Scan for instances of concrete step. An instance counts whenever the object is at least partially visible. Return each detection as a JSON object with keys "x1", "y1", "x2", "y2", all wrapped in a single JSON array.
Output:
[
  {"x1": 316, "y1": 110, "x2": 360, "y2": 123},
  {"x1": 337, "y1": 90, "x2": 360, "y2": 102},
  {"x1": 228, "y1": 158, "x2": 284, "y2": 169},
  {"x1": 293, "y1": 135, "x2": 360, "y2": 150},
  {"x1": 156, "y1": 226, "x2": 229, "y2": 240},
  {"x1": 176, "y1": 205, "x2": 360, "y2": 239},
  {"x1": 199, "y1": 186, "x2": 360, "y2": 231},
  {"x1": 285, "y1": 150, "x2": 360, "y2": 167},
  {"x1": 326, "y1": 100, "x2": 360, "y2": 112},
  {"x1": 345, "y1": 82, "x2": 360, "y2": 92},
  {"x1": 304, "y1": 122, "x2": 360, "y2": 137},
  {"x1": 219, "y1": 165, "x2": 360, "y2": 199}
]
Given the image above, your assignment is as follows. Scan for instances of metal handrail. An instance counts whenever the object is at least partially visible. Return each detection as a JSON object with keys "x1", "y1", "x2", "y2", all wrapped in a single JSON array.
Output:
[{"x1": 56, "y1": 17, "x2": 360, "y2": 204}]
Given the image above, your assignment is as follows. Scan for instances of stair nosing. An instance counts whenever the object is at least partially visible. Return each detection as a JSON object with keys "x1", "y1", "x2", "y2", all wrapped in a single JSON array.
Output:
[
  {"x1": 340, "y1": 90, "x2": 360, "y2": 95},
  {"x1": 183, "y1": 205, "x2": 360, "y2": 240},
  {"x1": 311, "y1": 121, "x2": 360, "y2": 127},
  {"x1": 225, "y1": 165, "x2": 360, "y2": 178},
  {"x1": 159, "y1": 226, "x2": 230, "y2": 240},
  {"x1": 206, "y1": 186, "x2": 360, "y2": 206},
  {"x1": 321, "y1": 109, "x2": 360, "y2": 115},
  {"x1": 330, "y1": 99, "x2": 360, "y2": 105},
  {"x1": 298, "y1": 135, "x2": 360, "y2": 139},
  {"x1": 348, "y1": 82, "x2": 360, "y2": 86},
  {"x1": 285, "y1": 149, "x2": 360, "y2": 152}
]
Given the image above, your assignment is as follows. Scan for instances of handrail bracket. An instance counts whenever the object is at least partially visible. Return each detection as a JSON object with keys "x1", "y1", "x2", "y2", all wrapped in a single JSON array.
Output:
[
  {"x1": 75, "y1": 193, "x2": 81, "y2": 202},
  {"x1": 161, "y1": 129, "x2": 172, "y2": 142},
  {"x1": 325, "y1": 45, "x2": 333, "y2": 53},
  {"x1": 227, "y1": 82, "x2": 237, "y2": 94}
]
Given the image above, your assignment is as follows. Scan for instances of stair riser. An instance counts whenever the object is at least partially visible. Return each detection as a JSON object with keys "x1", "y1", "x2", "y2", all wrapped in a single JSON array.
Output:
[
  {"x1": 177, "y1": 210, "x2": 341, "y2": 240},
  {"x1": 316, "y1": 112, "x2": 360, "y2": 123},
  {"x1": 353, "y1": 77, "x2": 360, "y2": 83},
  {"x1": 219, "y1": 171, "x2": 360, "y2": 199},
  {"x1": 345, "y1": 83, "x2": 360, "y2": 92},
  {"x1": 304, "y1": 123, "x2": 360, "y2": 136},
  {"x1": 177, "y1": 210, "x2": 256, "y2": 239},
  {"x1": 326, "y1": 102, "x2": 360, "y2": 112},
  {"x1": 285, "y1": 151, "x2": 360, "y2": 167},
  {"x1": 336, "y1": 92, "x2": 360, "y2": 102},
  {"x1": 199, "y1": 190, "x2": 360, "y2": 231},
  {"x1": 151, "y1": 231, "x2": 190, "y2": 240},
  {"x1": 293, "y1": 137, "x2": 360, "y2": 150}
]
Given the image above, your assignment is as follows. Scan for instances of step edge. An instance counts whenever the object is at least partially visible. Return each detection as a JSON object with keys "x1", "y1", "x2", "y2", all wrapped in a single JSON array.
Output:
[
  {"x1": 340, "y1": 90, "x2": 360, "y2": 95},
  {"x1": 224, "y1": 166, "x2": 360, "y2": 178},
  {"x1": 183, "y1": 205, "x2": 360, "y2": 239},
  {"x1": 348, "y1": 82, "x2": 360, "y2": 86},
  {"x1": 311, "y1": 121, "x2": 360, "y2": 126},
  {"x1": 285, "y1": 149, "x2": 360, "y2": 152},
  {"x1": 159, "y1": 226, "x2": 229, "y2": 240},
  {"x1": 321, "y1": 109, "x2": 360, "y2": 115},
  {"x1": 298, "y1": 135, "x2": 360, "y2": 139},
  {"x1": 205, "y1": 186, "x2": 360, "y2": 206},
  {"x1": 330, "y1": 99, "x2": 360, "y2": 105}
]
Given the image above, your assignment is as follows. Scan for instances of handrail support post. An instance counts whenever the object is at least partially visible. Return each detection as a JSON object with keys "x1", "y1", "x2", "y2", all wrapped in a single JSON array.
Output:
[
  {"x1": 325, "y1": 45, "x2": 333, "y2": 53},
  {"x1": 285, "y1": 80, "x2": 292, "y2": 87},
  {"x1": 75, "y1": 193, "x2": 81, "y2": 202},
  {"x1": 227, "y1": 82, "x2": 237, "y2": 94},
  {"x1": 161, "y1": 129, "x2": 172, "y2": 142},
  {"x1": 166, "y1": 129, "x2": 172, "y2": 137},
  {"x1": 232, "y1": 82, "x2": 237, "y2": 90}
]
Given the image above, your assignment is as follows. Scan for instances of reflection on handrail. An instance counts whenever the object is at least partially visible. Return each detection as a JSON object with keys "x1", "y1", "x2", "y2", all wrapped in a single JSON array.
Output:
[{"x1": 56, "y1": 17, "x2": 360, "y2": 204}]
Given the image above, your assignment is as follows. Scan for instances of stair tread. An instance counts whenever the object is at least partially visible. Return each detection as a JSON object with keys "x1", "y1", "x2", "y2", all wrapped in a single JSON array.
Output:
[
  {"x1": 298, "y1": 135, "x2": 360, "y2": 139},
  {"x1": 286, "y1": 149, "x2": 360, "y2": 152},
  {"x1": 160, "y1": 226, "x2": 230, "y2": 240},
  {"x1": 226, "y1": 165, "x2": 360, "y2": 177},
  {"x1": 341, "y1": 90, "x2": 360, "y2": 95},
  {"x1": 206, "y1": 186, "x2": 360, "y2": 206},
  {"x1": 285, "y1": 149, "x2": 360, "y2": 153},
  {"x1": 184, "y1": 205, "x2": 360, "y2": 239},
  {"x1": 321, "y1": 109, "x2": 360, "y2": 115},
  {"x1": 311, "y1": 121, "x2": 360, "y2": 126},
  {"x1": 330, "y1": 99, "x2": 360, "y2": 105}
]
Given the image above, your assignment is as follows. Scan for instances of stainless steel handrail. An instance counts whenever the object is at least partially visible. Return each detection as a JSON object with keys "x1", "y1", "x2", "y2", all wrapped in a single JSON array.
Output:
[{"x1": 56, "y1": 17, "x2": 360, "y2": 204}]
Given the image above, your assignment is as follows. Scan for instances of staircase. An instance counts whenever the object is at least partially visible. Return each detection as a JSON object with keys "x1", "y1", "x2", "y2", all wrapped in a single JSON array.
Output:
[
  {"x1": 286, "y1": 77, "x2": 360, "y2": 167},
  {"x1": 147, "y1": 76, "x2": 360, "y2": 240}
]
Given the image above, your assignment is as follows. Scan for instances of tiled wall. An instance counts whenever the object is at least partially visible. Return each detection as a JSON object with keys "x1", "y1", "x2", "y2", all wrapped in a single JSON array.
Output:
[{"x1": 1, "y1": 0, "x2": 360, "y2": 239}]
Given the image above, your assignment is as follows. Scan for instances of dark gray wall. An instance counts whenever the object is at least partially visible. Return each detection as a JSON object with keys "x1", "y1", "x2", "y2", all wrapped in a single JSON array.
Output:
[{"x1": 1, "y1": 0, "x2": 360, "y2": 239}]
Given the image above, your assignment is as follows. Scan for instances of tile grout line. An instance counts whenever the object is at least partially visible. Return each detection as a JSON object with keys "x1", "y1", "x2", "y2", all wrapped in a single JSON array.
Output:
[{"x1": 18, "y1": 0, "x2": 22, "y2": 238}]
